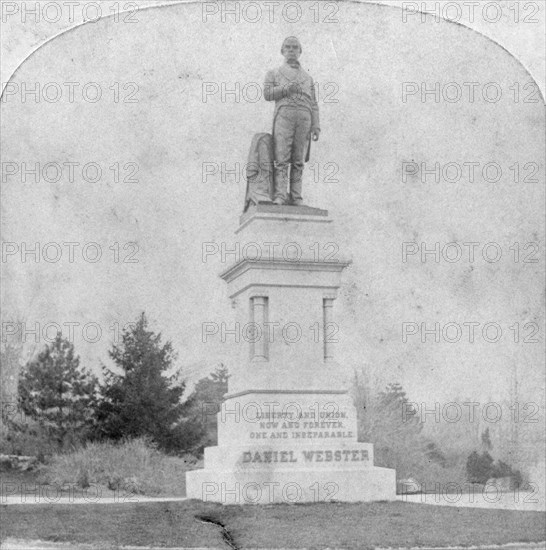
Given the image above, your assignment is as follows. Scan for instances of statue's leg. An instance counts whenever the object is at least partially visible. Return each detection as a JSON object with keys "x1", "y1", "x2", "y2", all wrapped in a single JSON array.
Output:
[
  {"x1": 288, "y1": 110, "x2": 312, "y2": 203},
  {"x1": 273, "y1": 109, "x2": 295, "y2": 203}
]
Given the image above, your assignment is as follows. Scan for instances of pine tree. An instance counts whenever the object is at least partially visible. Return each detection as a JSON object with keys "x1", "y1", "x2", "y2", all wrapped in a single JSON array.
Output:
[
  {"x1": 18, "y1": 334, "x2": 98, "y2": 448},
  {"x1": 96, "y1": 312, "x2": 186, "y2": 452}
]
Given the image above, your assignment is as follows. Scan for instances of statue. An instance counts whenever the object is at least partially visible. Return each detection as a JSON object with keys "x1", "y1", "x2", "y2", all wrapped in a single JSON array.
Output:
[{"x1": 243, "y1": 37, "x2": 320, "y2": 211}]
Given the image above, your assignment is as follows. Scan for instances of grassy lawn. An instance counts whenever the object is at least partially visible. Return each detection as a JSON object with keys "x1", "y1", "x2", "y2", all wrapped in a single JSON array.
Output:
[{"x1": 1, "y1": 500, "x2": 545, "y2": 549}]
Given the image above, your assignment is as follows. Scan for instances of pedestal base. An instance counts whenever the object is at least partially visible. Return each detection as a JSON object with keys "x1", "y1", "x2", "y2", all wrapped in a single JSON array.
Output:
[
  {"x1": 186, "y1": 389, "x2": 396, "y2": 504},
  {"x1": 189, "y1": 209, "x2": 397, "y2": 504},
  {"x1": 186, "y1": 435, "x2": 396, "y2": 504},
  {"x1": 186, "y1": 465, "x2": 396, "y2": 504}
]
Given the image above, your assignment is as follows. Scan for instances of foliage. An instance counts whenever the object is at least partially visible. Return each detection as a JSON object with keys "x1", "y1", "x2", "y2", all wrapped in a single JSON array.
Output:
[
  {"x1": 17, "y1": 334, "x2": 98, "y2": 449},
  {"x1": 39, "y1": 437, "x2": 188, "y2": 496},
  {"x1": 481, "y1": 427, "x2": 493, "y2": 451},
  {"x1": 95, "y1": 313, "x2": 186, "y2": 452},
  {"x1": 0, "y1": 419, "x2": 59, "y2": 459},
  {"x1": 1, "y1": 337, "x2": 22, "y2": 407},
  {"x1": 494, "y1": 460, "x2": 523, "y2": 485},
  {"x1": 179, "y1": 364, "x2": 229, "y2": 455},
  {"x1": 1, "y1": 334, "x2": 24, "y2": 446},
  {"x1": 466, "y1": 431, "x2": 522, "y2": 485},
  {"x1": 466, "y1": 450, "x2": 495, "y2": 484},
  {"x1": 352, "y1": 371, "x2": 461, "y2": 485}
]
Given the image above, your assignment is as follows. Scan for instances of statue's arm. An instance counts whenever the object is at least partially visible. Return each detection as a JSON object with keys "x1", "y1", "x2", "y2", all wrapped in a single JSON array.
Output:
[
  {"x1": 310, "y1": 77, "x2": 320, "y2": 130},
  {"x1": 264, "y1": 70, "x2": 285, "y2": 102}
]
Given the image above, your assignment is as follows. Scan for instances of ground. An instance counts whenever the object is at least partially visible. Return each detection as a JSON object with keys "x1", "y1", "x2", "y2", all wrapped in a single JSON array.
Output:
[
  {"x1": 1, "y1": 500, "x2": 545, "y2": 549},
  {"x1": 2, "y1": 468, "x2": 545, "y2": 548}
]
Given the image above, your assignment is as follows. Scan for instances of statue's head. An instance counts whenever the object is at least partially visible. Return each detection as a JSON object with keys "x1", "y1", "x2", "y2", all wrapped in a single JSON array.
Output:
[{"x1": 281, "y1": 36, "x2": 302, "y2": 62}]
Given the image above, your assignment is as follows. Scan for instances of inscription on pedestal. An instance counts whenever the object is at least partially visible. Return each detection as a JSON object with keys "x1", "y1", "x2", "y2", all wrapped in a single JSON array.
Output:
[
  {"x1": 217, "y1": 395, "x2": 358, "y2": 446},
  {"x1": 242, "y1": 449, "x2": 369, "y2": 463},
  {"x1": 251, "y1": 411, "x2": 352, "y2": 440}
]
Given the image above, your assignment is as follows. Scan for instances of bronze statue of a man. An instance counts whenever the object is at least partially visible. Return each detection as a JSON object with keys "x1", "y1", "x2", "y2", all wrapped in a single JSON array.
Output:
[{"x1": 264, "y1": 37, "x2": 320, "y2": 206}]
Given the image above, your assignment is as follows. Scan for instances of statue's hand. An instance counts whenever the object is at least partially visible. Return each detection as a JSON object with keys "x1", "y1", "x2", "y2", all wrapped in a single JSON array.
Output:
[
  {"x1": 286, "y1": 82, "x2": 300, "y2": 96},
  {"x1": 311, "y1": 128, "x2": 320, "y2": 142}
]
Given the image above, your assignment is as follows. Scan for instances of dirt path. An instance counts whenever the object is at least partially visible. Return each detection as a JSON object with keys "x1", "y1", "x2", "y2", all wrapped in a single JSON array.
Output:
[
  {"x1": 1, "y1": 537, "x2": 545, "y2": 550},
  {"x1": 2, "y1": 492, "x2": 544, "y2": 511}
]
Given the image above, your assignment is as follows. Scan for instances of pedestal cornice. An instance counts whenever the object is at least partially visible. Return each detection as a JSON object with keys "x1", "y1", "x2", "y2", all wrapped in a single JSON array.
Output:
[
  {"x1": 238, "y1": 204, "x2": 331, "y2": 233},
  {"x1": 220, "y1": 258, "x2": 352, "y2": 284}
]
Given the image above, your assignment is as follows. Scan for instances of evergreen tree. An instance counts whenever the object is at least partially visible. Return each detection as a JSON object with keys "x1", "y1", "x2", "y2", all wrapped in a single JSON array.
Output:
[
  {"x1": 96, "y1": 313, "x2": 186, "y2": 452},
  {"x1": 372, "y1": 383, "x2": 423, "y2": 444},
  {"x1": 18, "y1": 334, "x2": 98, "y2": 448},
  {"x1": 352, "y1": 374, "x2": 450, "y2": 480},
  {"x1": 1, "y1": 338, "x2": 23, "y2": 435},
  {"x1": 179, "y1": 364, "x2": 229, "y2": 455}
]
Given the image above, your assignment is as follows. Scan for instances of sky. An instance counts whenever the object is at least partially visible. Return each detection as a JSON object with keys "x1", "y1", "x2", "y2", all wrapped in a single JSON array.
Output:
[
  {"x1": 2, "y1": 1, "x2": 545, "y2": 95},
  {"x1": 1, "y1": 1, "x2": 544, "y2": 409}
]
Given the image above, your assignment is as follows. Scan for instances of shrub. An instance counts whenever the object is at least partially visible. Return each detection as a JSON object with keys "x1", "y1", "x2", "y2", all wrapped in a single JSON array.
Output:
[
  {"x1": 39, "y1": 437, "x2": 188, "y2": 496},
  {"x1": 466, "y1": 450, "x2": 494, "y2": 484},
  {"x1": 466, "y1": 451, "x2": 522, "y2": 487},
  {"x1": 0, "y1": 419, "x2": 58, "y2": 460}
]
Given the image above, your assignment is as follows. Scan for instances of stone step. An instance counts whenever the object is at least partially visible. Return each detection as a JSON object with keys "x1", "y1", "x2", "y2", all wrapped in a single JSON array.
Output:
[{"x1": 186, "y1": 466, "x2": 396, "y2": 504}]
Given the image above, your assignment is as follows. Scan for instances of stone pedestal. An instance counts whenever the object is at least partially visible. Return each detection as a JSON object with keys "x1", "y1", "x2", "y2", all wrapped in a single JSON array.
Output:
[{"x1": 186, "y1": 204, "x2": 396, "y2": 504}]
